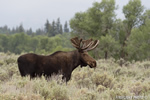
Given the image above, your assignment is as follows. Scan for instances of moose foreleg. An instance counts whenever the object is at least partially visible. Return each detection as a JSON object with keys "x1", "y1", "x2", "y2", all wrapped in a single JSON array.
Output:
[{"x1": 62, "y1": 72, "x2": 71, "y2": 82}]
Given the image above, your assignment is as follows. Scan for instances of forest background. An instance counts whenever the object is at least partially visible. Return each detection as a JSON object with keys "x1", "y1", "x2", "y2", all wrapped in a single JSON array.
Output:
[{"x1": 0, "y1": 0, "x2": 150, "y2": 61}]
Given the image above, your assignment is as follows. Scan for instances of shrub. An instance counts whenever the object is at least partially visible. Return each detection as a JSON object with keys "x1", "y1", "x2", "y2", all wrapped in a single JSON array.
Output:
[
  {"x1": 76, "y1": 88, "x2": 98, "y2": 100},
  {"x1": 33, "y1": 77, "x2": 51, "y2": 99},
  {"x1": 16, "y1": 77, "x2": 29, "y2": 88},
  {"x1": 113, "y1": 68, "x2": 121, "y2": 77},
  {"x1": 17, "y1": 94, "x2": 43, "y2": 100},
  {"x1": 91, "y1": 72, "x2": 114, "y2": 89},
  {"x1": 97, "y1": 85, "x2": 106, "y2": 93},
  {"x1": 143, "y1": 61, "x2": 150, "y2": 69},
  {"x1": 50, "y1": 85, "x2": 69, "y2": 100},
  {"x1": 0, "y1": 60, "x2": 4, "y2": 66},
  {"x1": 4, "y1": 58, "x2": 16, "y2": 65},
  {"x1": 0, "y1": 53, "x2": 150, "y2": 100},
  {"x1": 0, "y1": 69, "x2": 9, "y2": 81},
  {"x1": 0, "y1": 93, "x2": 16, "y2": 100},
  {"x1": 127, "y1": 70, "x2": 137, "y2": 77},
  {"x1": 72, "y1": 68, "x2": 94, "y2": 88},
  {"x1": 110, "y1": 88, "x2": 131, "y2": 100},
  {"x1": 130, "y1": 81, "x2": 150, "y2": 96},
  {"x1": 7, "y1": 64, "x2": 18, "y2": 77}
]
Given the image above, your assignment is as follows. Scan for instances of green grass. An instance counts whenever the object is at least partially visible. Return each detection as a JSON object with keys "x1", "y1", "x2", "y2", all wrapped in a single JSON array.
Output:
[{"x1": 0, "y1": 52, "x2": 150, "y2": 100}]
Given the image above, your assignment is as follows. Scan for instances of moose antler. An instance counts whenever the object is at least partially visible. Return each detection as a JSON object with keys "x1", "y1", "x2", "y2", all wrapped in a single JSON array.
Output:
[
  {"x1": 84, "y1": 40, "x2": 99, "y2": 51},
  {"x1": 70, "y1": 37, "x2": 82, "y2": 49},
  {"x1": 81, "y1": 39, "x2": 99, "y2": 51},
  {"x1": 71, "y1": 37, "x2": 99, "y2": 51},
  {"x1": 81, "y1": 39, "x2": 93, "y2": 50}
]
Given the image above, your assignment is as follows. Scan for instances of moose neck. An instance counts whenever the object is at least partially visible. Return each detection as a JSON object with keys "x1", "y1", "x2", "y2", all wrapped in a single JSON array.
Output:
[{"x1": 71, "y1": 50, "x2": 82, "y2": 71}]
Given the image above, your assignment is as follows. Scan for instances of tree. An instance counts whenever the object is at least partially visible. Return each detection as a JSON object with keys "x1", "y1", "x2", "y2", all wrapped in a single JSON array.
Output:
[
  {"x1": 51, "y1": 20, "x2": 56, "y2": 36},
  {"x1": 10, "y1": 33, "x2": 29, "y2": 54},
  {"x1": 70, "y1": 0, "x2": 117, "y2": 59},
  {"x1": 36, "y1": 28, "x2": 45, "y2": 35},
  {"x1": 64, "y1": 21, "x2": 69, "y2": 33},
  {"x1": 18, "y1": 24, "x2": 24, "y2": 33},
  {"x1": 98, "y1": 35, "x2": 120, "y2": 59},
  {"x1": 59, "y1": 24, "x2": 63, "y2": 34},
  {"x1": 70, "y1": 0, "x2": 116, "y2": 38},
  {"x1": 45, "y1": 19, "x2": 53, "y2": 36},
  {"x1": 126, "y1": 10, "x2": 150, "y2": 61},
  {"x1": 0, "y1": 25, "x2": 10, "y2": 34},
  {"x1": 26, "y1": 28, "x2": 33, "y2": 35},
  {"x1": 28, "y1": 37, "x2": 39, "y2": 52},
  {"x1": 56, "y1": 18, "x2": 60, "y2": 35},
  {"x1": 11, "y1": 27, "x2": 16, "y2": 34},
  {"x1": 39, "y1": 37, "x2": 49, "y2": 51},
  {"x1": 0, "y1": 34, "x2": 10, "y2": 52},
  {"x1": 121, "y1": 0, "x2": 144, "y2": 59}
]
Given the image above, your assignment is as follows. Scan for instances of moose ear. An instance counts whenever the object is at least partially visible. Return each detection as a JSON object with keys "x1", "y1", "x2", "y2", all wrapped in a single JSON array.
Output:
[{"x1": 70, "y1": 37, "x2": 82, "y2": 49}]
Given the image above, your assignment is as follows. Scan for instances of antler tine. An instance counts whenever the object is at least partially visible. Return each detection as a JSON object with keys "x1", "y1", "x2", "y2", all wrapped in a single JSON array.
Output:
[
  {"x1": 81, "y1": 39, "x2": 93, "y2": 50},
  {"x1": 70, "y1": 37, "x2": 82, "y2": 49},
  {"x1": 85, "y1": 40, "x2": 99, "y2": 51}
]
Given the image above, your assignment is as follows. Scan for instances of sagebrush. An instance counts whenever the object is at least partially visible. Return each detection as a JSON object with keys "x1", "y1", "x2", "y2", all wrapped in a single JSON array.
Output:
[{"x1": 0, "y1": 53, "x2": 150, "y2": 100}]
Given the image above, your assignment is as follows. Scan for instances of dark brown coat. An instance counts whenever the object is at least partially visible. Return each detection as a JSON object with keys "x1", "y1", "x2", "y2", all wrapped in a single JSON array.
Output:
[{"x1": 17, "y1": 37, "x2": 99, "y2": 82}]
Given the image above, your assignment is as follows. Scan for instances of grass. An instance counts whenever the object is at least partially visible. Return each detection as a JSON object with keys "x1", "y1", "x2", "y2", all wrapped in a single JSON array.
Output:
[{"x1": 0, "y1": 52, "x2": 150, "y2": 100}]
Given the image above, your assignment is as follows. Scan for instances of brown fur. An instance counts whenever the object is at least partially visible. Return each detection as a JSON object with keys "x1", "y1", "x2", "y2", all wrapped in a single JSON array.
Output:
[
  {"x1": 17, "y1": 50, "x2": 96, "y2": 82},
  {"x1": 17, "y1": 37, "x2": 99, "y2": 82}
]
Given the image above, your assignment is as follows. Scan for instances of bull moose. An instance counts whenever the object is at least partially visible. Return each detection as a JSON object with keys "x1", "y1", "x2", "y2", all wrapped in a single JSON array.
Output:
[{"x1": 17, "y1": 37, "x2": 99, "y2": 82}]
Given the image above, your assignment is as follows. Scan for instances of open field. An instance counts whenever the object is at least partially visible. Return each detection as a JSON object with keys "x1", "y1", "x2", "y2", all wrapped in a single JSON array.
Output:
[{"x1": 0, "y1": 52, "x2": 150, "y2": 100}]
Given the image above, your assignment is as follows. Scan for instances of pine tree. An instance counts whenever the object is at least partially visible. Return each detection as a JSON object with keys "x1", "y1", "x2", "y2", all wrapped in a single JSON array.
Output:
[
  {"x1": 36, "y1": 28, "x2": 45, "y2": 35},
  {"x1": 11, "y1": 27, "x2": 16, "y2": 34},
  {"x1": 45, "y1": 19, "x2": 53, "y2": 36},
  {"x1": 59, "y1": 24, "x2": 63, "y2": 34},
  {"x1": 56, "y1": 18, "x2": 63, "y2": 34},
  {"x1": 52, "y1": 20, "x2": 56, "y2": 36},
  {"x1": 26, "y1": 28, "x2": 33, "y2": 35},
  {"x1": 56, "y1": 18, "x2": 60, "y2": 35},
  {"x1": 64, "y1": 21, "x2": 69, "y2": 33},
  {"x1": 18, "y1": 24, "x2": 24, "y2": 33}
]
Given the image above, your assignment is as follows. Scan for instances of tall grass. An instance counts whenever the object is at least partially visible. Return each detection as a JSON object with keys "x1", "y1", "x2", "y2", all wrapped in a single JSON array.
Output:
[{"x1": 0, "y1": 52, "x2": 150, "y2": 100}]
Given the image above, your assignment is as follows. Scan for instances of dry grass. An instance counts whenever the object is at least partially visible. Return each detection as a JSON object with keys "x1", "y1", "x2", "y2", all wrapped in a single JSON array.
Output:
[{"x1": 0, "y1": 53, "x2": 150, "y2": 100}]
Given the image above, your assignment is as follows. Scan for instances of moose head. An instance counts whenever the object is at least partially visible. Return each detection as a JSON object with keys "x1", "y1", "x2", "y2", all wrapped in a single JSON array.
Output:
[{"x1": 71, "y1": 37, "x2": 99, "y2": 68}]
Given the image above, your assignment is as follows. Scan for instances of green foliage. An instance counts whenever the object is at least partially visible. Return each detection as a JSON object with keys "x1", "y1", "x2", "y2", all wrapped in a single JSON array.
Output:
[
  {"x1": 44, "y1": 18, "x2": 65, "y2": 37},
  {"x1": 98, "y1": 35, "x2": 121, "y2": 59},
  {"x1": 0, "y1": 0, "x2": 149, "y2": 61},
  {"x1": 0, "y1": 33, "x2": 72, "y2": 54},
  {"x1": 123, "y1": 0, "x2": 144, "y2": 28},
  {"x1": 64, "y1": 21, "x2": 70, "y2": 33},
  {"x1": 70, "y1": 0, "x2": 116, "y2": 37},
  {"x1": 126, "y1": 19, "x2": 150, "y2": 61},
  {"x1": 69, "y1": 0, "x2": 149, "y2": 61},
  {"x1": 119, "y1": 0, "x2": 145, "y2": 59}
]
